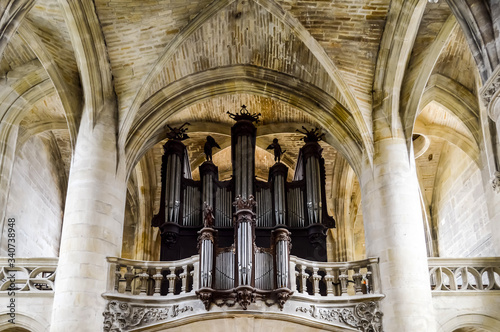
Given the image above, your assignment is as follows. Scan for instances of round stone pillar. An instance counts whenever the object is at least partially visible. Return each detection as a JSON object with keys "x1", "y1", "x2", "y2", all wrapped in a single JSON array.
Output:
[
  {"x1": 360, "y1": 136, "x2": 436, "y2": 331},
  {"x1": 50, "y1": 110, "x2": 127, "y2": 331}
]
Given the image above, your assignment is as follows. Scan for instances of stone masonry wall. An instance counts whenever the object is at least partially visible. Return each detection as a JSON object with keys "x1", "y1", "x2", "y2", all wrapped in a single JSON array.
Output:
[
  {"x1": 1, "y1": 136, "x2": 64, "y2": 257},
  {"x1": 434, "y1": 144, "x2": 497, "y2": 257}
]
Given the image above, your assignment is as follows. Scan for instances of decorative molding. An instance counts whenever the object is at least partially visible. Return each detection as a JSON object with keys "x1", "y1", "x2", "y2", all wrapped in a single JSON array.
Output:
[
  {"x1": 480, "y1": 65, "x2": 500, "y2": 115},
  {"x1": 227, "y1": 105, "x2": 261, "y2": 123},
  {"x1": 296, "y1": 126, "x2": 325, "y2": 143},
  {"x1": 233, "y1": 195, "x2": 257, "y2": 211},
  {"x1": 296, "y1": 302, "x2": 383, "y2": 332},
  {"x1": 103, "y1": 301, "x2": 193, "y2": 332},
  {"x1": 491, "y1": 171, "x2": 500, "y2": 193}
]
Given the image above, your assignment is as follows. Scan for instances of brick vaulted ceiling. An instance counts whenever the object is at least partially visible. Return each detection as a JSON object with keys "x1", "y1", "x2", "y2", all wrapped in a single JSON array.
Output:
[{"x1": 0, "y1": 0, "x2": 482, "y2": 257}]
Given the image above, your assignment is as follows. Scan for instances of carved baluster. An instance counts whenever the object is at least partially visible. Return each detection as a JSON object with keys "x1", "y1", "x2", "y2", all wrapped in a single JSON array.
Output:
[
  {"x1": 124, "y1": 265, "x2": 135, "y2": 294},
  {"x1": 311, "y1": 267, "x2": 321, "y2": 296},
  {"x1": 139, "y1": 267, "x2": 149, "y2": 295},
  {"x1": 167, "y1": 267, "x2": 177, "y2": 295},
  {"x1": 114, "y1": 264, "x2": 122, "y2": 293},
  {"x1": 352, "y1": 267, "x2": 363, "y2": 295},
  {"x1": 192, "y1": 261, "x2": 199, "y2": 291},
  {"x1": 190, "y1": 269, "x2": 195, "y2": 293},
  {"x1": 180, "y1": 265, "x2": 188, "y2": 293},
  {"x1": 153, "y1": 267, "x2": 163, "y2": 296},
  {"x1": 324, "y1": 267, "x2": 335, "y2": 296},
  {"x1": 333, "y1": 268, "x2": 341, "y2": 296},
  {"x1": 366, "y1": 265, "x2": 373, "y2": 294},
  {"x1": 339, "y1": 268, "x2": 349, "y2": 296},
  {"x1": 300, "y1": 265, "x2": 309, "y2": 294},
  {"x1": 290, "y1": 260, "x2": 297, "y2": 291}
]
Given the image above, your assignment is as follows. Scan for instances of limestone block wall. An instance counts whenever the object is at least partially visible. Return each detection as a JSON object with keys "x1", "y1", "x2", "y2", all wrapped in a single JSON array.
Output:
[
  {"x1": 1, "y1": 136, "x2": 64, "y2": 257},
  {"x1": 434, "y1": 145, "x2": 496, "y2": 257}
]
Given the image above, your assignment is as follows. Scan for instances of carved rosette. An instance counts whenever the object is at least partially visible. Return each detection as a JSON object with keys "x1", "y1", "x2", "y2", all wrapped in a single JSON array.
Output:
[
  {"x1": 296, "y1": 302, "x2": 383, "y2": 332},
  {"x1": 103, "y1": 301, "x2": 194, "y2": 332}
]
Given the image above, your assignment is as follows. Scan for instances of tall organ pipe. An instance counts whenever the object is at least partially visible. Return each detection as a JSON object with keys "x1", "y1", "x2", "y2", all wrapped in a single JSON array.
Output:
[
  {"x1": 233, "y1": 196, "x2": 256, "y2": 287},
  {"x1": 273, "y1": 228, "x2": 291, "y2": 289},
  {"x1": 301, "y1": 142, "x2": 323, "y2": 225},
  {"x1": 198, "y1": 227, "x2": 216, "y2": 289},
  {"x1": 231, "y1": 119, "x2": 256, "y2": 200},
  {"x1": 200, "y1": 162, "x2": 218, "y2": 220},
  {"x1": 269, "y1": 163, "x2": 288, "y2": 226},
  {"x1": 158, "y1": 140, "x2": 186, "y2": 225}
]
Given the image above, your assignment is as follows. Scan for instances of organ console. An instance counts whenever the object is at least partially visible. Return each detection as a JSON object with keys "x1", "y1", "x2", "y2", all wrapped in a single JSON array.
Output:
[{"x1": 152, "y1": 105, "x2": 335, "y2": 309}]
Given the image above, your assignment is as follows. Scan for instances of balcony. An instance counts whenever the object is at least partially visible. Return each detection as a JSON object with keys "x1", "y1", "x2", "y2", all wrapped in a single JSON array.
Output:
[
  {"x1": 428, "y1": 257, "x2": 500, "y2": 331},
  {"x1": 2, "y1": 257, "x2": 499, "y2": 331},
  {"x1": 102, "y1": 256, "x2": 384, "y2": 332}
]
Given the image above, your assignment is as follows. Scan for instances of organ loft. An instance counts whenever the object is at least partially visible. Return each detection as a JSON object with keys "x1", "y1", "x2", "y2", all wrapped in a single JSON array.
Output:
[{"x1": 151, "y1": 105, "x2": 335, "y2": 309}]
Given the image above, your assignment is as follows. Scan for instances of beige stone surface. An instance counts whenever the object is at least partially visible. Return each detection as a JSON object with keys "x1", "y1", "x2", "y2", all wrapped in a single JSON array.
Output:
[{"x1": 0, "y1": 0, "x2": 500, "y2": 331}]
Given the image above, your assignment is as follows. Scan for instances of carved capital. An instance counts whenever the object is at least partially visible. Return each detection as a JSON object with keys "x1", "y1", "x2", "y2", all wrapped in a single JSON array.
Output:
[
  {"x1": 233, "y1": 195, "x2": 257, "y2": 212},
  {"x1": 492, "y1": 171, "x2": 500, "y2": 193},
  {"x1": 481, "y1": 65, "x2": 500, "y2": 121}
]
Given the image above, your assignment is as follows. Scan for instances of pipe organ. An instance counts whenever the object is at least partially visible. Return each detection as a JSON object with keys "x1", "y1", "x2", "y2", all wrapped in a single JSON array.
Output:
[{"x1": 152, "y1": 106, "x2": 335, "y2": 309}]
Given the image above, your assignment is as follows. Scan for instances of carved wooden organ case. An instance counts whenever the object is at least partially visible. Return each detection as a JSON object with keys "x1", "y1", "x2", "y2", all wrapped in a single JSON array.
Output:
[{"x1": 152, "y1": 106, "x2": 335, "y2": 309}]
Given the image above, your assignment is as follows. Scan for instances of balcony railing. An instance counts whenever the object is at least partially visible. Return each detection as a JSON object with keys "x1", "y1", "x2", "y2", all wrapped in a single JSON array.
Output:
[
  {"x1": 105, "y1": 255, "x2": 382, "y2": 300},
  {"x1": 106, "y1": 256, "x2": 198, "y2": 297},
  {"x1": 0, "y1": 257, "x2": 57, "y2": 293},
  {"x1": 102, "y1": 256, "x2": 384, "y2": 332},
  {"x1": 428, "y1": 257, "x2": 500, "y2": 291},
  {"x1": 291, "y1": 256, "x2": 381, "y2": 297}
]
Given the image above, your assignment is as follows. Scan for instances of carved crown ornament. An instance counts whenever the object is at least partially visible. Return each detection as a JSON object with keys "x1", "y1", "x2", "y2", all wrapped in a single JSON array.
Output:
[
  {"x1": 232, "y1": 195, "x2": 257, "y2": 212},
  {"x1": 227, "y1": 104, "x2": 261, "y2": 123}
]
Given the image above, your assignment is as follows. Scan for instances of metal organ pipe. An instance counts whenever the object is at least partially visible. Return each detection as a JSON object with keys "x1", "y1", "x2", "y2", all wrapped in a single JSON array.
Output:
[
  {"x1": 198, "y1": 227, "x2": 216, "y2": 289},
  {"x1": 305, "y1": 155, "x2": 322, "y2": 225},
  {"x1": 273, "y1": 228, "x2": 291, "y2": 289}
]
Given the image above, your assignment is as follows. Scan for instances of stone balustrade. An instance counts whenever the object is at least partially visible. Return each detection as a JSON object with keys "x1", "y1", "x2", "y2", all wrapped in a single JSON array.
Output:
[
  {"x1": 0, "y1": 257, "x2": 57, "y2": 292},
  {"x1": 428, "y1": 257, "x2": 500, "y2": 291},
  {"x1": 106, "y1": 256, "x2": 199, "y2": 297},
  {"x1": 290, "y1": 256, "x2": 381, "y2": 298}
]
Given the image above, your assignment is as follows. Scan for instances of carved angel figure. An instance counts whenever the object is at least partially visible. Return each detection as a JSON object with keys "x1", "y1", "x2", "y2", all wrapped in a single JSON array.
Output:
[
  {"x1": 267, "y1": 138, "x2": 286, "y2": 163},
  {"x1": 204, "y1": 135, "x2": 221, "y2": 161}
]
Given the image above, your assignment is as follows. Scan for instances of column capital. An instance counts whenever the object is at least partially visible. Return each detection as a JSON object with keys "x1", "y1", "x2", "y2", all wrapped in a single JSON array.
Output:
[{"x1": 481, "y1": 65, "x2": 500, "y2": 122}]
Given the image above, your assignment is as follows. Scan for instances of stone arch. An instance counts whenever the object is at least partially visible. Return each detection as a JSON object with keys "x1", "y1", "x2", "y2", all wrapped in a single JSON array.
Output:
[
  {"x1": 447, "y1": 0, "x2": 499, "y2": 83},
  {"x1": 439, "y1": 313, "x2": 500, "y2": 332},
  {"x1": 149, "y1": 313, "x2": 359, "y2": 332},
  {"x1": 119, "y1": 0, "x2": 372, "y2": 161},
  {"x1": 0, "y1": 312, "x2": 49, "y2": 332},
  {"x1": 124, "y1": 66, "x2": 365, "y2": 179}
]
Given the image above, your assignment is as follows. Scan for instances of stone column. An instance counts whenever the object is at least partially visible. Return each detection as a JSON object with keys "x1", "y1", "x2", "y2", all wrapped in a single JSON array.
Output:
[
  {"x1": 50, "y1": 107, "x2": 127, "y2": 331},
  {"x1": 480, "y1": 65, "x2": 500, "y2": 254},
  {"x1": 360, "y1": 135, "x2": 436, "y2": 331}
]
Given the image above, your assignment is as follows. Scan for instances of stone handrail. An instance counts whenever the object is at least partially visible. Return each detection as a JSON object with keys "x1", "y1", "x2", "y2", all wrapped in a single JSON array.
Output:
[
  {"x1": 0, "y1": 257, "x2": 57, "y2": 292},
  {"x1": 290, "y1": 256, "x2": 381, "y2": 297},
  {"x1": 107, "y1": 256, "x2": 199, "y2": 297},
  {"x1": 428, "y1": 257, "x2": 500, "y2": 291}
]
